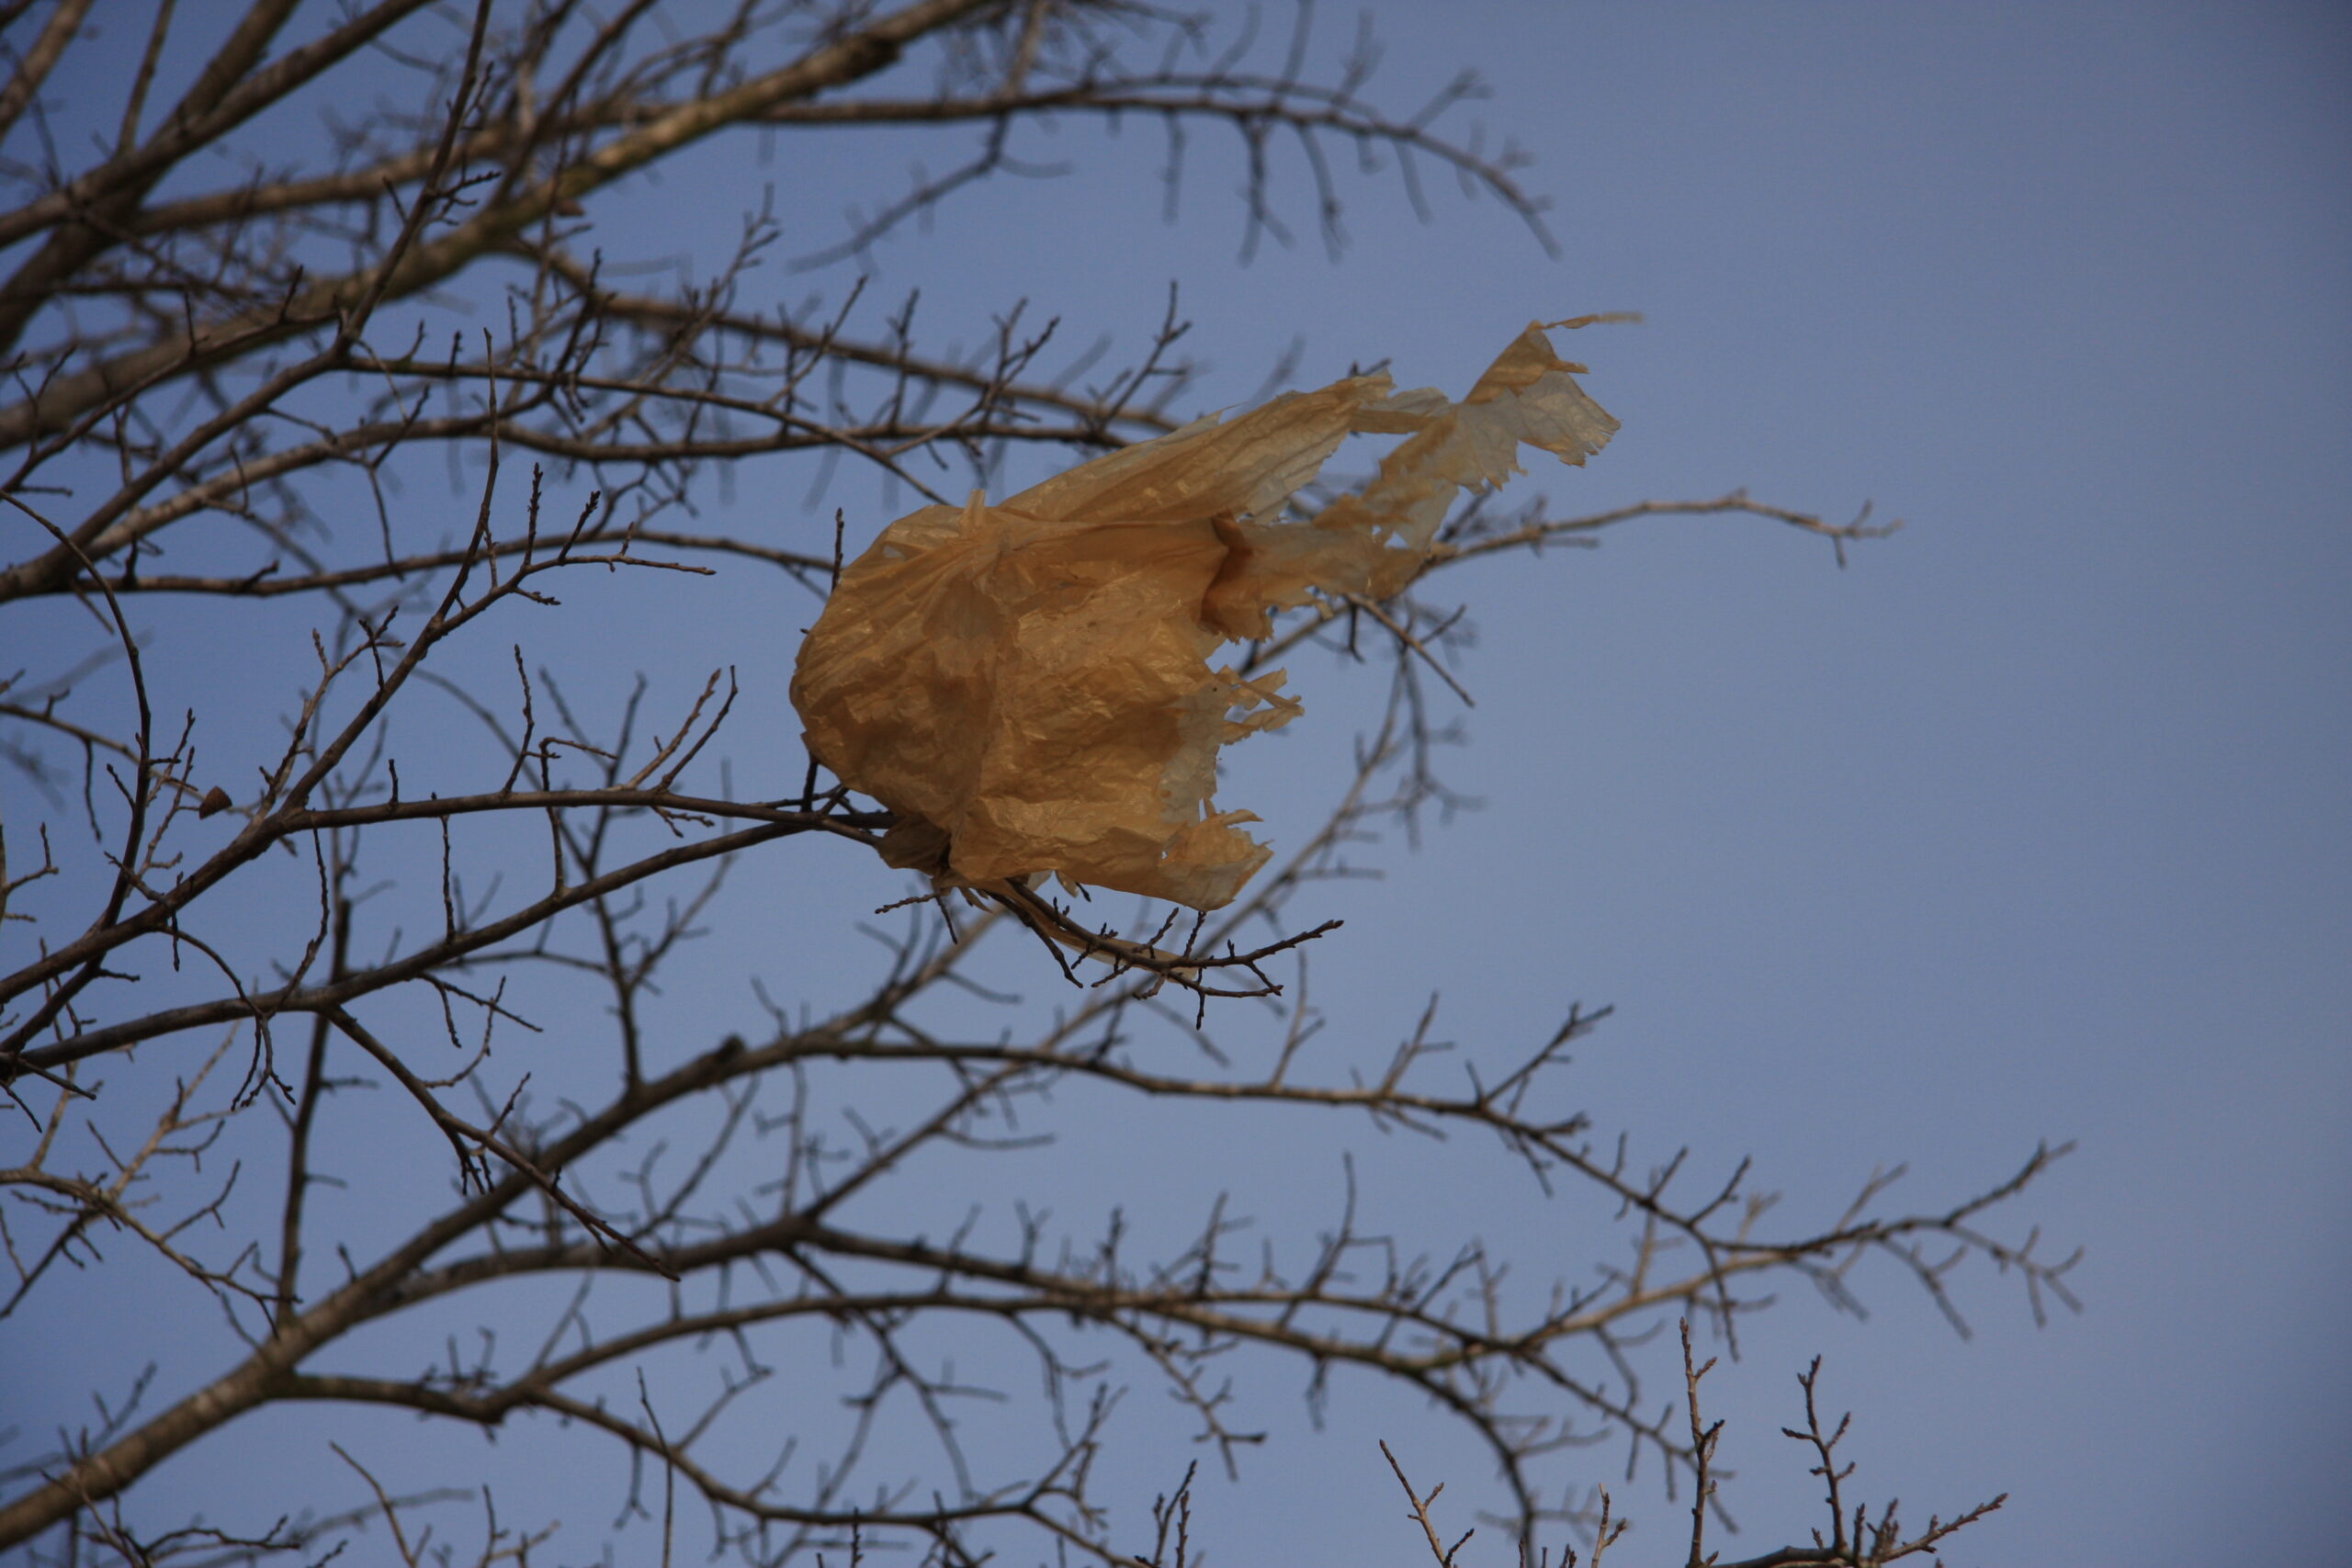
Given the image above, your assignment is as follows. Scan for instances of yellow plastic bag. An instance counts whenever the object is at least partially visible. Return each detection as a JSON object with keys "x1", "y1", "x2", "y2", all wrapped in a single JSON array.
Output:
[{"x1": 791, "y1": 320, "x2": 1619, "y2": 911}]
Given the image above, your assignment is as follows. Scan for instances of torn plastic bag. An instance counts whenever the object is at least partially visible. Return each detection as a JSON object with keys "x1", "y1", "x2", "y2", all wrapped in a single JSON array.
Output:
[{"x1": 790, "y1": 319, "x2": 1620, "y2": 911}]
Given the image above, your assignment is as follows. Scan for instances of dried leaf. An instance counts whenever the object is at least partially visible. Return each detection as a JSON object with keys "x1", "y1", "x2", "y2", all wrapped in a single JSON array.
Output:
[{"x1": 791, "y1": 320, "x2": 1618, "y2": 910}]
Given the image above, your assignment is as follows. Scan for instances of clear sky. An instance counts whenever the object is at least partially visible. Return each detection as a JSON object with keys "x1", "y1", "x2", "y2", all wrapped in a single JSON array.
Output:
[
  {"x1": 780, "y1": 5, "x2": 2352, "y2": 1557},
  {"x1": 7, "y1": 3, "x2": 2348, "y2": 1563}
]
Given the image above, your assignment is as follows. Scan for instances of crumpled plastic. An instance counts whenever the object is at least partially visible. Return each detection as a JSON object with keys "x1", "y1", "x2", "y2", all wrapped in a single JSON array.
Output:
[{"x1": 790, "y1": 319, "x2": 1619, "y2": 911}]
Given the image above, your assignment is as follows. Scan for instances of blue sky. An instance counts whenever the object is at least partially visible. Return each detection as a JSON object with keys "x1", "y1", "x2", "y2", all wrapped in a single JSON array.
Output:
[
  {"x1": 7, "y1": 3, "x2": 2348, "y2": 1563},
  {"x1": 813, "y1": 6, "x2": 2351, "y2": 1555}
]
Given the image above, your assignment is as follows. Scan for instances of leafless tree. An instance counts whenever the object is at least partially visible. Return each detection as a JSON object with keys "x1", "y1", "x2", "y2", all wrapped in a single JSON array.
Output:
[{"x1": 0, "y1": 4, "x2": 2075, "y2": 1565}]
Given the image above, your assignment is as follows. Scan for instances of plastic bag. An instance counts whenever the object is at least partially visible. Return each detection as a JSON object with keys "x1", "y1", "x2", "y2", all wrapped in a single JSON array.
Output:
[{"x1": 790, "y1": 320, "x2": 1619, "y2": 911}]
